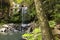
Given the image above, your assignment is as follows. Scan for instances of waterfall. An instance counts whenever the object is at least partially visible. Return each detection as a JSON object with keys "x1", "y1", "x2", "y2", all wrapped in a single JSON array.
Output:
[
  {"x1": 22, "y1": 6, "x2": 28, "y2": 23},
  {"x1": 21, "y1": 5, "x2": 32, "y2": 32},
  {"x1": 21, "y1": 5, "x2": 28, "y2": 27}
]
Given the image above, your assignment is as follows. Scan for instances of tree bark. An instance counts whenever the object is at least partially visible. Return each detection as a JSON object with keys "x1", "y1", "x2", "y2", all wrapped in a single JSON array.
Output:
[{"x1": 34, "y1": 0, "x2": 55, "y2": 40}]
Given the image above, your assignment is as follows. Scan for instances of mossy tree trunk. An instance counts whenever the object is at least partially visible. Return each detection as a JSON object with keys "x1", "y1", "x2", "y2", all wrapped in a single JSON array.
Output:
[{"x1": 34, "y1": 0, "x2": 55, "y2": 40}]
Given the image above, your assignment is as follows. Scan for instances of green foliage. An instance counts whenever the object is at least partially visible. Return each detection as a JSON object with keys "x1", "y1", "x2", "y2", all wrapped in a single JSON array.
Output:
[
  {"x1": 24, "y1": 0, "x2": 34, "y2": 5},
  {"x1": 22, "y1": 28, "x2": 42, "y2": 40},
  {"x1": 53, "y1": 1, "x2": 60, "y2": 24},
  {"x1": 23, "y1": 33, "x2": 33, "y2": 37},
  {"x1": 0, "y1": 0, "x2": 36, "y2": 23},
  {"x1": 9, "y1": 12, "x2": 21, "y2": 23},
  {"x1": 32, "y1": 28, "x2": 41, "y2": 34},
  {"x1": 28, "y1": 6, "x2": 36, "y2": 17},
  {"x1": 10, "y1": 16, "x2": 19, "y2": 22},
  {"x1": 49, "y1": 20, "x2": 56, "y2": 27},
  {"x1": 14, "y1": 0, "x2": 23, "y2": 4},
  {"x1": 0, "y1": 0, "x2": 60, "y2": 40}
]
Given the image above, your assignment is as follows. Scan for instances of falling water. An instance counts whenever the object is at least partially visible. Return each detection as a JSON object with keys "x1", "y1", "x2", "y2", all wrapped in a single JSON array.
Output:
[{"x1": 21, "y1": 5, "x2": 28, "y2": 27}]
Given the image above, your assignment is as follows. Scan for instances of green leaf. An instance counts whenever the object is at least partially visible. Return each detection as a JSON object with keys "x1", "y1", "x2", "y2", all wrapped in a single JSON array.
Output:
[{"x1": 32, "y1": 28, "x2": 41, "y2": 34}]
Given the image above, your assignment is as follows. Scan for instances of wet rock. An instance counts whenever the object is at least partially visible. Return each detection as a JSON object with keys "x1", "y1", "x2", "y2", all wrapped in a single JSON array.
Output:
[
  {"x1": 0, "y1": 23, "x2": 20, "y2": 33},
  {"x1": 0, "y1": 28, "x2": 6, "y2": 32}
]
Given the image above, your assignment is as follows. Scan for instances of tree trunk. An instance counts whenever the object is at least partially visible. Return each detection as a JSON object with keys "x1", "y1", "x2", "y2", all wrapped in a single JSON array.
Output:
[{"x1": 34, "y1": 0, "x2": 55, "y2": 40}]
